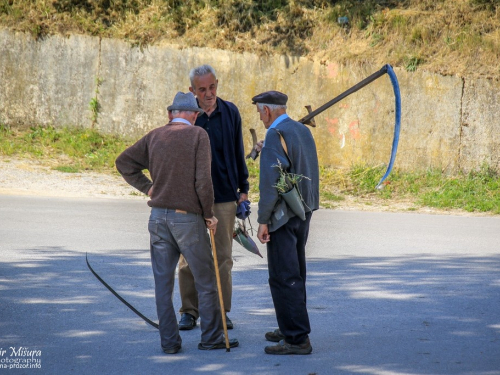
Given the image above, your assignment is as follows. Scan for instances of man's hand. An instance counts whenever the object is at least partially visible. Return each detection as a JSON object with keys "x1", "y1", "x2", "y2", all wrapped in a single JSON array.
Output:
[
  {"x1": 238, "y1": 193, "x2": 248, "y2": 205},
  {"x1": 257, "y1": 223, "x2": 270, "y2": 244},
  {"x1": 205, "y1": 216, "x2": 218, "y2": 234},
  {"x1": 255, "y1": 140, "x2": 264, "y2": 153},
  {"x1": 246, "y1": 133, "x2": 264, "y2": 160}
]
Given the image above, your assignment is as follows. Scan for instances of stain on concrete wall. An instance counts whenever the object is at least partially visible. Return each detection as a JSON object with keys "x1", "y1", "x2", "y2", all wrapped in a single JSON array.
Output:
[
  {"x1": 460, "y1": 77, "x2": 500, "y2": 173},
  {"x1": 0, "y1": 30, "x2": 99, "y2": 128},
  {"x1": 0, "y1": 28, "x2": 498, "y2": 173}
]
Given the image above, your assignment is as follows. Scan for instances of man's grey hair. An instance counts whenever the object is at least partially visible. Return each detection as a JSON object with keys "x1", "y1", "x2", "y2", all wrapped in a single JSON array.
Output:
[
  {"x1": 171, "y1": 110, "x2": 196, "y2": 116},
  {"x1": 189, "y1": 64, "x2": 217, "y2": 87},
  {"x1": 257, "y1": 103, "x2": 287, "y2": 111}
]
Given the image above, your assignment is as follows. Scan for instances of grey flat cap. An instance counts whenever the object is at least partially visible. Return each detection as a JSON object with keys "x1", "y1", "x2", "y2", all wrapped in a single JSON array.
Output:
[
  {"x1": 167, "y1": 92, "x2": 205, "y2": 114},
  {"x1": 251, "y1": 91, "x2": 288, "y2": 105}
]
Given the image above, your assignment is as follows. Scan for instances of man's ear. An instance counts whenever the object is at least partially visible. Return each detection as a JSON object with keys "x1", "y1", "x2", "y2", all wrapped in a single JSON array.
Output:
[
  {"x1": 189, "y1": 112, "x2": 198, "y2": 125},
  {"x1": 189, "y1": 86, "x2": 195, "y2": 94},
  {"x1": 168, "y1": 111, "x2": 174, "y2": 121}
]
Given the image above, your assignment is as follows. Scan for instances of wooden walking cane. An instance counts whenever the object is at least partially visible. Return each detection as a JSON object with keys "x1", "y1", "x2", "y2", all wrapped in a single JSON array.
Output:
[{"x1": 209, "y1": 229, "x2": 231, "y2": 352}]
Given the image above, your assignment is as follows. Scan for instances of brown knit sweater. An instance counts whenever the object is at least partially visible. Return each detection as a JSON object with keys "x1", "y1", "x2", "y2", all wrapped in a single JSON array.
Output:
[{"x1": 115, "y1": 122, "x2": 214, "y2": 218}]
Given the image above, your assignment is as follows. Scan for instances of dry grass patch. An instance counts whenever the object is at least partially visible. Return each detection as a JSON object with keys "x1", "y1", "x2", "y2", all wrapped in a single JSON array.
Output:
[{"x1": 0, "y1": 0, "x2": 499, "y2": 77}]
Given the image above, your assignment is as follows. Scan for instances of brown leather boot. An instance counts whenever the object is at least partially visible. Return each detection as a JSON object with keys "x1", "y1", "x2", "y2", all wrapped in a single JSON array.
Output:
[
  {"x1": 265, "y1": 329, "x2": 285, "y2": 342},
  {"x1": 264, "y1": 338, "x2": 312, "y2": 355}
]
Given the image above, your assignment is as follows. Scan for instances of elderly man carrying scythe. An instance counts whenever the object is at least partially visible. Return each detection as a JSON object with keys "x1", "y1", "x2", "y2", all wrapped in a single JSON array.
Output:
[
  {"x1": 249, "y1": 67, "x2": 400, "y2": 354},
  {"x1": 253, "y1": 90, "x2": 319, "y2": 355},
  {"x1": 115, "y1": 92, "x2": 238, "y2": 354}
]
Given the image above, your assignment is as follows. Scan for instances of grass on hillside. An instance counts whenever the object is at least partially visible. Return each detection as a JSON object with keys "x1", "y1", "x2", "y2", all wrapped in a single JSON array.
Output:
[
  {"x1": 1, "y1": 124, "x2": 499, "y2": 214},
  {"x1": 0, "y1": 124, "x2": 132, "y2": 173},
  {"x1": 0, "y1": 1, "x2": 499, "y2": 78}
]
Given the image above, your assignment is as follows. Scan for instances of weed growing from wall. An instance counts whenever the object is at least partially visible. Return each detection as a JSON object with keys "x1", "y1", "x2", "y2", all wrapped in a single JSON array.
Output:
[{"x1": 89, "y1": 77, "x2": 102, "y2": 126}]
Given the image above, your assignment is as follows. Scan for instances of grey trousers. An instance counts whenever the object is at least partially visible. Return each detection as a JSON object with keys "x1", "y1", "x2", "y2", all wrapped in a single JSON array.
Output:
[
  {"x1": 148, "y1": 207, "x2": 223, "y2": 350},
  {"x1": 178, "y1": 201, "x2": 237, "y2": 318}
]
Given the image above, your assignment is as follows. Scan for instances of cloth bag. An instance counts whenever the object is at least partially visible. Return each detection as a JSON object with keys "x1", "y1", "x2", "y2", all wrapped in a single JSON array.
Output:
[
  {"x1": 280, "y1": 185, "x2": 306, "y2": 221},
  {"x1": 275, "y1": 130, "x2": 306, "y2": 221},
  {"x1": 233, "y1": 200, "x2": 263, "y2": 258}
]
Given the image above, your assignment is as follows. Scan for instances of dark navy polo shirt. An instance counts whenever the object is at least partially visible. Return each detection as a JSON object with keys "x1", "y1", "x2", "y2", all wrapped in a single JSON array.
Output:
[{"x1": 195, "y1": 105, "x2": 238, "y2": 203}]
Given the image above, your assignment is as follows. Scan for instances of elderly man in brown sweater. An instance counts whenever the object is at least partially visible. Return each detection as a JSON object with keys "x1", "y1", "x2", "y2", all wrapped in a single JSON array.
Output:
[{"x1": 115, "y1": 91, "x2": 238, "y2": 354}]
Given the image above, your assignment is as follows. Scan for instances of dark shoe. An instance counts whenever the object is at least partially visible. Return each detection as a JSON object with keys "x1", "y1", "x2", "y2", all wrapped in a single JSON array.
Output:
[
  {"x1": 225, "y1": 315, "x2": 233, "y2": 330},
  {"x1": 265, "y1": 329, "x2": 285, "y2": 342},
  {"x1": 198, "y1": 338, "x2": 239, "y2": 350},
  {"x1": 178, "y1": 313, "x2": 196, "y2": 330},
  {"x1": 264, "y1": 338, "x2": 312, "y2": 355},
  {"x1": 162, "y1": 343, "x2": 181, "y2": 354}
]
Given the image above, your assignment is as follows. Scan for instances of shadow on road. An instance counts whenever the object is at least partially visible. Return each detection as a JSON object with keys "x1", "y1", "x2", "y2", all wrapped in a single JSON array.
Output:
[{"x1": 1, "y1": 248, "x2": 499, "y2": 374}]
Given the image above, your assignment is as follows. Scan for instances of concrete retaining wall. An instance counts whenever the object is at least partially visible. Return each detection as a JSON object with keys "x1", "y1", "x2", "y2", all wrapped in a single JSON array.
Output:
[{"x1": 1, "y1": 28, "x2": 498, "y2": 173}]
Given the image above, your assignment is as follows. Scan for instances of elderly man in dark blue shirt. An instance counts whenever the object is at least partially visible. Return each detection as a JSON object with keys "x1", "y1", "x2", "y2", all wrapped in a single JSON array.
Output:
[
  {"x1": 254, "y1": 90, "x2": 319, "y2": 355},
  {"x1": 177, "y1": 65, "x2": 249, "y2": 331}
]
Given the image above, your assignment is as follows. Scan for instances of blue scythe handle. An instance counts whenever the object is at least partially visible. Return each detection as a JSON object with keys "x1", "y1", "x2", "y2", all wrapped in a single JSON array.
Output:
[{"x1": 375, "y1": 64, "x2": 401, "y2": 189}]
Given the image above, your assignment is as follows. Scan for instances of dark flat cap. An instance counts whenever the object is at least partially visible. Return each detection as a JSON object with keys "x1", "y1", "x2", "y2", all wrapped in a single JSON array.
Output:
[
  {"x1": 252, "y1": 91, "x2": 288, "y2": 105},
  {"x1": 167, "y1": 92, "x2": 204, "y2": 114}
]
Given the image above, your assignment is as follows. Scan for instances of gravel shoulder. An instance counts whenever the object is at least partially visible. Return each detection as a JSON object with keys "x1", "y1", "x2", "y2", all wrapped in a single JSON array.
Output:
[
  {"x1": 0, "y1": 156, "x2": 147, "y2": 201},
  {"x1": 0, "y1": 156, "x2": 495, "y2": 217}
]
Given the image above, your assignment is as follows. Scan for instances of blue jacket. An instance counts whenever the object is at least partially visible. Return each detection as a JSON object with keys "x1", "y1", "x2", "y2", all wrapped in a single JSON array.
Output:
[{"x1": 257, "y1": 117, "x2": 319, "y2": 232}]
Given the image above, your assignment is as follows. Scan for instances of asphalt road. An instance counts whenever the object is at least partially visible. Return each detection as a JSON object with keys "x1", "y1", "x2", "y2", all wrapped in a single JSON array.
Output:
[{"x1": 1, "y1": 195, "x2": 499, "y2": 375}]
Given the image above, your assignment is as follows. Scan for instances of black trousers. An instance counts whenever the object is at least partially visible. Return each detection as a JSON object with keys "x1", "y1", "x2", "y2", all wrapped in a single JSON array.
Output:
[{"x1": 267, "y1": 211, "x2": 312, "y2": 345}]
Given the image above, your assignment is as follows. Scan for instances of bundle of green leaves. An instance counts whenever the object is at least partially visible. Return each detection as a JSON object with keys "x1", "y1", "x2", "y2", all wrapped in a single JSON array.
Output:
[{"x1": 272, "y1": 159, "x2": 309, "y2": 194}]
